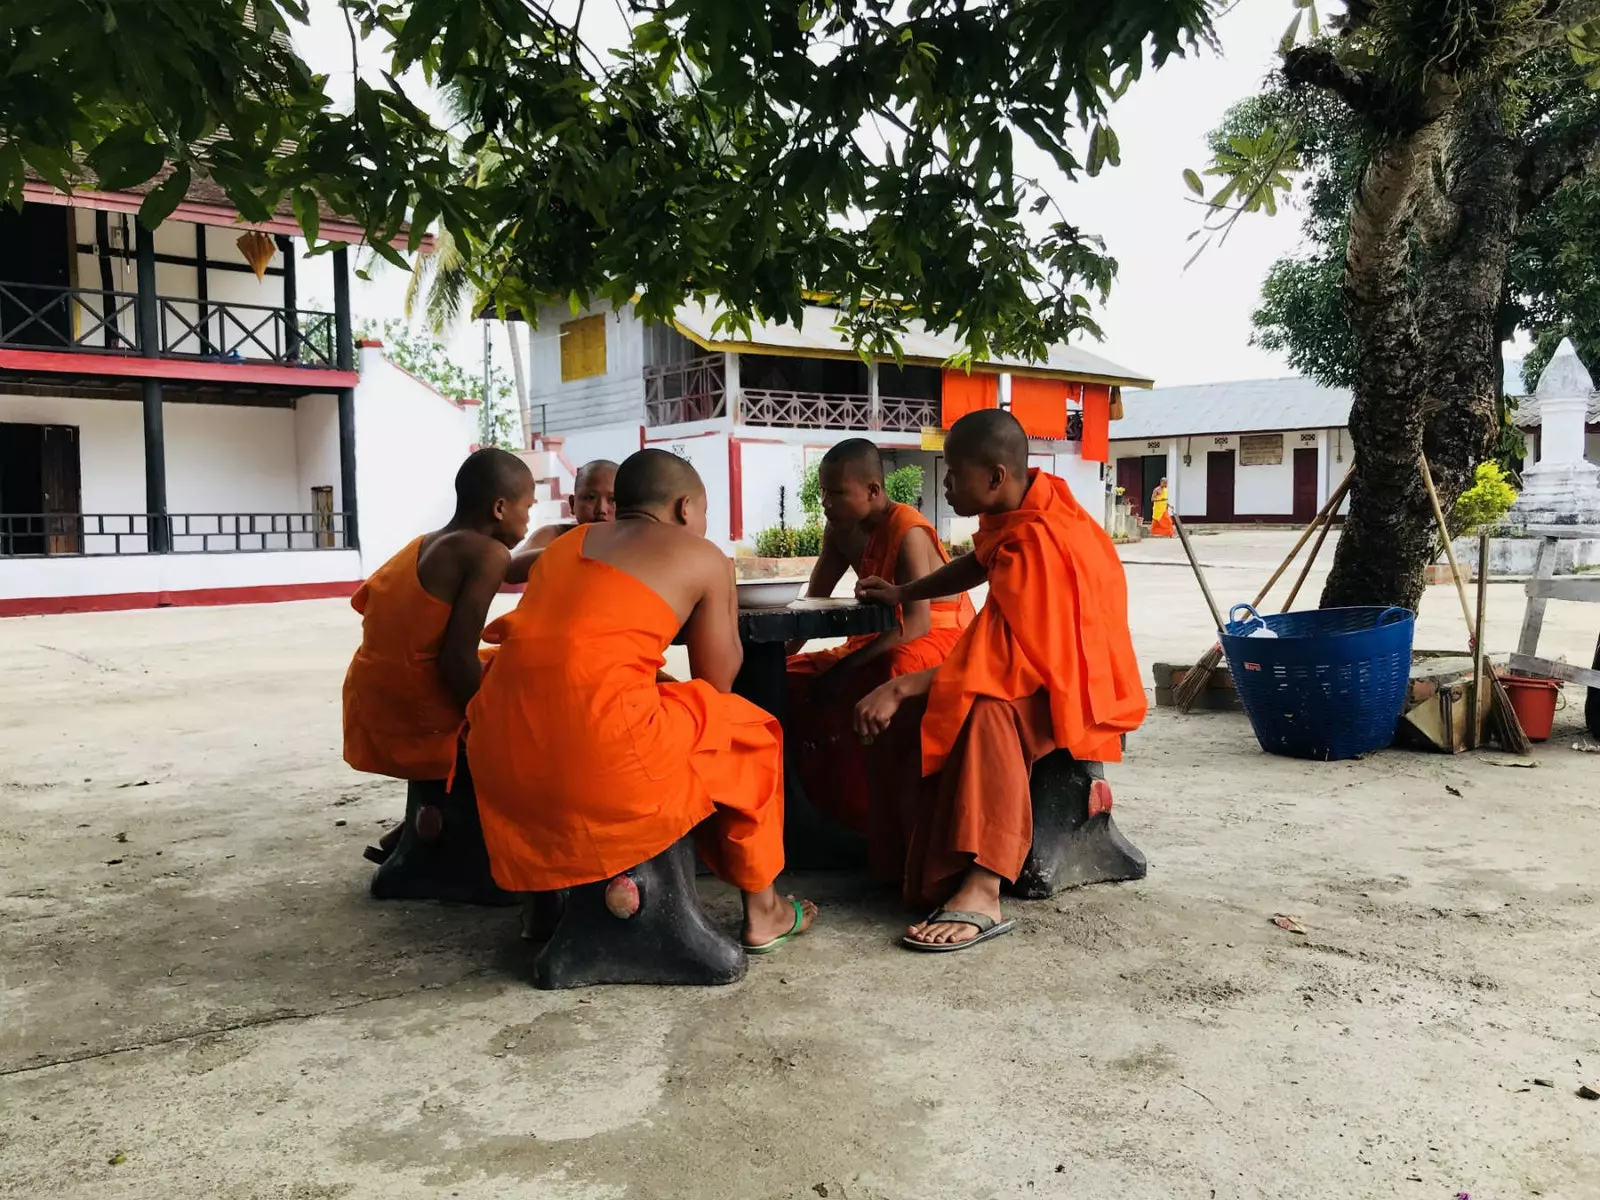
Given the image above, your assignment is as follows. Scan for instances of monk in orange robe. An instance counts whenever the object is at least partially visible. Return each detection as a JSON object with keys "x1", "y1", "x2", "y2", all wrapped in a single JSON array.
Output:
[
  {"x1": 467, "y1": 449, "x2": 817, "y2": 952},
  {"x1": 344, "y1": 449, "x2": 535, "y2": 883},
  {"x1": 786, "y1": 439, "x2": 974, "y2": 833},
  {"x1": 855, "y1": 410, "x2": 1146, "y2": 951},
  {"x1": 516, "y1": 458, "x2": 618, "y2": 557}
]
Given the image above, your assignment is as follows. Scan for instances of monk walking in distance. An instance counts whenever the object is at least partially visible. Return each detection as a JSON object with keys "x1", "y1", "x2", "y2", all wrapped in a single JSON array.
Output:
[{"x1": 467, "y1": 449, "x2": 817, "y2": 952}]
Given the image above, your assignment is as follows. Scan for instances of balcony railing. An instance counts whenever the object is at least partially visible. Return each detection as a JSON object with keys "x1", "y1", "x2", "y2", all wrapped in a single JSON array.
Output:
[
  {"x1": 0, "y1": 282, "x2": 337, "y2": 367},
  {"x1": 742, "y1": 389, "x2": 939, "y2": 432},
  {"x1": 644, "y1": 355, "x2": 726, "y2": 425},
  {"x1": 0, "y1": 512, "x2": 350, "y2": 557}
]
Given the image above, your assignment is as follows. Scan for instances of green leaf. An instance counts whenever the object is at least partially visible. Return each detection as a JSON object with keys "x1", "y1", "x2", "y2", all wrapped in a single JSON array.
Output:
[
  {"x1": 1279, "y1": 10, "x2": 1302, "y2": 54},
  {"x1": 138, "y1": 164, "x2": 191, "y2": 229},
  {"x1": 292, "y1": 189, "x2": 321, "y2": 246},
  {"x1": 1183, "y1": 168, "x2": 1205, "y2": 195},
  {"x1": 87, "y1": 129, "x2": 168, "y2": 191}
]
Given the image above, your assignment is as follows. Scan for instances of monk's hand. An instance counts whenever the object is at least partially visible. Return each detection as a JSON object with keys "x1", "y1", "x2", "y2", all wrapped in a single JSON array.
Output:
[
  {"x1": 854, "y1": 678, "x2": 903, "y2": 740},
  {"x1": 856, "y1": 575, "x2": 902, "y2": 607}
]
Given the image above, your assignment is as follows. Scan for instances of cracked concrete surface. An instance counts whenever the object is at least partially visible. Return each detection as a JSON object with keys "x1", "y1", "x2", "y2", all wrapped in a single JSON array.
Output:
[{"x1": 3, "y1": 532, "x2": 1599, "y2": 1199}]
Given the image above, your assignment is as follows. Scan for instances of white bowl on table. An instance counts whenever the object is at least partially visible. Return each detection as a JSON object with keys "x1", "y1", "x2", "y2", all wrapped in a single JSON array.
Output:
[{"x1": 736, "y1": 579, "x2": 806, "y2": 609}]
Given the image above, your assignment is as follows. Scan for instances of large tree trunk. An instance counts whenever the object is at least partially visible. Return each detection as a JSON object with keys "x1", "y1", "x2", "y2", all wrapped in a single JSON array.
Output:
[{"x1": 1321, "y1": 85, "x2": 1512, "y2": 612}]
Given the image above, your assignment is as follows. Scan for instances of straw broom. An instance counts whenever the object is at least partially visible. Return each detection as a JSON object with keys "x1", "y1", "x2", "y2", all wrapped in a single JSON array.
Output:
[
  {"x1": 1173, "y1": 468, "x2": 1354, "y2": 712},
  {"x1": 1420, "y1": 458, "x2": 1532, "y2": 755}
]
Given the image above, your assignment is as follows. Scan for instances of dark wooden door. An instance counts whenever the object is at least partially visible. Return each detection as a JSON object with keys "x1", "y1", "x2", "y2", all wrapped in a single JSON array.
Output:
[
  {"x1": 0, "y1": 205, "x2": 73, "y2": 347},
  {"x1": 1116, "y1": 458, "x2": 1144, "y2": 515},
  {"x1": 41, "y1": 425, "x2": 81, "y2": 553},
  {"x1": 1292, "y1": 447, "x2": 1319, "y2": 523},
  {"x1": 0, "y1": 422, "x2": 44, "y2": 554},
  {"x1": 1206, "y1": 450, "x2": 1236, "y2": 522},
  {"x1": 1141, "y1": 455, "x2": 1166, "y2": 517}
]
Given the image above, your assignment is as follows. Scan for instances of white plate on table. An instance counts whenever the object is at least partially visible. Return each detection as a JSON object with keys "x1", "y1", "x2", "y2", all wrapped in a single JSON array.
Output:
[{"x1": 736, "y1": 579, "x2": 806, "y2": 609}]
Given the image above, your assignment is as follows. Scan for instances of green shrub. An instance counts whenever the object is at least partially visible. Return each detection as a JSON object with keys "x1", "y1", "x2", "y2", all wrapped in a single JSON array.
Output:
[
  {"x1": 1451, "y1": 462, "x2": 1518, "y2": 537},
  {"x1": 885, "y1": 464, "x2": 923, "y2": 506},
  {"x1": 752, "y1": 521, "x2": 823, "y2": 558}
]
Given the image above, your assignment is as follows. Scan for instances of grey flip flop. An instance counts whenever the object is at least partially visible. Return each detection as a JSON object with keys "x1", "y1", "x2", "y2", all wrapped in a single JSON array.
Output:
[{"x1": 902, "y1": 909, "x2": 1017, "y2": 953}]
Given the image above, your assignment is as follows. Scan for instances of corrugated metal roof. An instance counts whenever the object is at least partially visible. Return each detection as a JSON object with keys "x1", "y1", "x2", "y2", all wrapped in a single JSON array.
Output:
[
  {"x1": 1513, "y1": 393, "x2": 1600, "y2": 427},
  {"x1": 669, "y1": 299, "x2": 1152, "y2": 386},
  {"x1": 1110, "y1": 377, "x2": 1352, "y2": 440}
]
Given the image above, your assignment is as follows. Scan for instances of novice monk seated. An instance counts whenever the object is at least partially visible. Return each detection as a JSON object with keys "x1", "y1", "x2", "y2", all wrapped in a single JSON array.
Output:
[
  {"x1": 515, "y1": 458, "x2": 618, "y2": 557},
  {"x1": 466, "y1": 449, "x2": 817, "y2": 953},
  {"x1": 854, "y1": 410, "x2": 1146, "y2": 952},
  {"x1": 344, "y1": 448, "x2": 535, "y2": 874},
  {"x1": 786, "y1": 439, "x2": 974, "y2": 833}
]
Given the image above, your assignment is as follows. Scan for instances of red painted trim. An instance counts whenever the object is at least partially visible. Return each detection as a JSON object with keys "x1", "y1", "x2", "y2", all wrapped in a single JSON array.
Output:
[
  {"x1": 639, "y1": 424, "x2": 646, "y2": 451},
  {"x1": 643, "y1": 429, "x2": 723, "y2": 444},
  {"x1": 21, "y1": 181, "x2": 432, "y2": 251},
  {"x1": 0, "y1": 579, "x2": 362, "y2": 619},
  {"x1": 728, "y1": 438, "x2": 745, "y2": 542},
  {"x1": 0, "y1": 348, "x2": 358, "y2": 389},
  {"x1": 356, "y1": 338, "x2": 384, "y2": 348}
]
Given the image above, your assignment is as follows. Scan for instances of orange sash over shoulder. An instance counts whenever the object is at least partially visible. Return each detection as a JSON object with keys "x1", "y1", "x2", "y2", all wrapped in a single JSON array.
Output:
[
  {"x1": 790, "y1": 503, "x2": 974, "y2": 676},
  {"x1": 342, "y1": 536, "x2": 464, "y2": 781},
  {"x1": 920, "y1": 470, "x2": 1146, "y2": 774},
  {"x1": 467, "y1": 527, "x2": 785, "y2": 893}
]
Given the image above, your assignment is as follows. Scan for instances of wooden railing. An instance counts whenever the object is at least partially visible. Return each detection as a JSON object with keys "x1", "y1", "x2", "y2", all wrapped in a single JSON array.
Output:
[
  {"x1": 0, "y1": 512, "x2": 350, "y2": 557},
  {"x1": 742, "y1": 390, "x2": 938, "y2": 432},
  {"x1": 644, "y1": 354, "x2": 726, "y2": 425}
]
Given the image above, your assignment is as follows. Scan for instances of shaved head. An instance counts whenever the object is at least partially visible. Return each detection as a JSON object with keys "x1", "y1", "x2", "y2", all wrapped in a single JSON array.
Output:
[
  {"x1": 575, "y1": 459, "x2": 618, "y2": 490},
  {"x1": 945, "y1": 409, "x2": 1029, "y2": 477},
  {"x1": 454, "y1": 447, "x2": 533, "y2": 515},
  {"x1": 615, "y1": 448, "x2": 705, "y2": 512},
  {"x1": 820, "y1": 438, "x2": 884, "y2": 483}
]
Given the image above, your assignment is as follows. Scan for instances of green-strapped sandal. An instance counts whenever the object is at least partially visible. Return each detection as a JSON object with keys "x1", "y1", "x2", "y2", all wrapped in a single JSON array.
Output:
[{"x1": 743, "y1": 898, "x2": 810, "y2": 955}]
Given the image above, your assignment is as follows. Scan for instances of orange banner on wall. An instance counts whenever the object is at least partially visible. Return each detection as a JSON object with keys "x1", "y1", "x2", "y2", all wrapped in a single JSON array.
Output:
[
  {"x1": 1080, "y1": 383, "x2": 1111, "y2": 463},
  {"x1": 1008, "y1": 377, "x2": 1069, "y2": 440},
  {"x1": 940, "y1": 370, "x2": 999, "y2": 429}
]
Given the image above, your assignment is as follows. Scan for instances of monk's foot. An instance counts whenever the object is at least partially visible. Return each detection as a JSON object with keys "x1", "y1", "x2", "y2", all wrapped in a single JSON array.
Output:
[
  {"x1": 906, "y1": 867, "x2": 1004, "y2": 947},
  {"x1": 741, "y1": 888, "x2": 818, "y2": 949}
]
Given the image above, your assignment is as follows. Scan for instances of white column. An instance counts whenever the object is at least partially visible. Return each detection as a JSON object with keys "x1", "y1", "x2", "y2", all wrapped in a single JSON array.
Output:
[
  {"x1": 1166, "y1": 441, "x2": 1181, "y2": 512},
  {"x1": 867, "y1": 360, "x2": 881, "y2": 430},
  {"x1": 724, "y1": 351, "x2": 741, "y2": 424}
]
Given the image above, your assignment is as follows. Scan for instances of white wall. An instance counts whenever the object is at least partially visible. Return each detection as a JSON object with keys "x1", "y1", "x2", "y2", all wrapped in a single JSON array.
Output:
[
  {"x1": 559, "y1": 422, "x2": 641, "y2": 473},
  {"x1": 0, "y1": 549, "x2": 360, "y2": 602},
  {"x1": 352, "y1": 346, "x2": 479, "y2": 573},
  {"x1": 163, "y1": 404, "x2": 301, "y2": 515},
  {"x1": 528, "y1": 301, "x2": 647, "y2": 435},
  {"x1": 295, "y1": 393, "x2": 342, "y2": 514},
  {"x1": 741, "y1": 440, "x2": 808, "y2": 536},
  {"x1": 645, "y1": 429, "x2": 732, "y2": 550},
  {"x1": 1115, "y1": 428, "x2": 1345, "y2": 520}
]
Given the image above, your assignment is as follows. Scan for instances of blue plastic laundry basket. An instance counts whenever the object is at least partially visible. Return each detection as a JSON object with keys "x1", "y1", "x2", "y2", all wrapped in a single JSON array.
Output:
[{"x1": 1219, "y1": 603, "x2": 1415, "y2": 761}]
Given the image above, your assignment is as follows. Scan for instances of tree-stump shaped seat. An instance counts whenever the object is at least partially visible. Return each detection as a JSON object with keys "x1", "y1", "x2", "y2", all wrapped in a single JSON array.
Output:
[
  {"x1": 1007, "y1": 750, "x2": 1147, "y2": 899},
  {"x1": 369, "y1": 756, "x2": 518, "y2": 907},
  {"x1": 531, "y1": 835, "x2": 747, "y2": 990}
]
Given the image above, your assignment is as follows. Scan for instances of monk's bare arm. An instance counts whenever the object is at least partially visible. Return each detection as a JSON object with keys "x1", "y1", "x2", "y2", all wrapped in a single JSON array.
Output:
[
  {"x1": 437, "y1": 541, "x2": 511, "y2": 709},
  {"x1": 823, "y1": 526, "x2": 941, "y2": 675},
  {"x1": 854, "y1": 666, "x2": 938, "y2": 737},
  {"x1": 805, "y1": 524, "x2": 851, "y2": 598},
  {"x1": 858, "y1": 550, "x2": 986, "y2": 607},
  {"x1": 682, "y1": 547, "x2": 743, "y2": 692},
  {"x1": 504, "y1": 524, "x2": 564, "y2": 585}
]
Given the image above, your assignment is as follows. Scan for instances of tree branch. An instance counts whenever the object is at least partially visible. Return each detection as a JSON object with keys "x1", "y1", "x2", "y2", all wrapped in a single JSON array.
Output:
[
  {"x1": 1518, "y1": 99, "x2": 1600, "y2": 211},
  {"x1": 1282, "y1": 44, "x2": 1379, "y2": 114}
]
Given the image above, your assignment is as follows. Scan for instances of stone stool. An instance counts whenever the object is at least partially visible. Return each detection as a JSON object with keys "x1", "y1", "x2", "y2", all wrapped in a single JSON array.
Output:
[
  {"x1": 1008, "y1": 750, "x2": 1147, "y2": 900},
  {"x1": 532, "y1": 835, "x2": 747, "y2": 990},
  {"x1": 369, "y1": 753, "x2": 517, "y2": 907}
]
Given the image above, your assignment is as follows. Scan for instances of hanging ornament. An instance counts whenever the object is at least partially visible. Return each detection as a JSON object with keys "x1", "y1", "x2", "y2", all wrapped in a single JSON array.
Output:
[{"x1": 236, "y1": 230, "x2": 275, "y2": 280}]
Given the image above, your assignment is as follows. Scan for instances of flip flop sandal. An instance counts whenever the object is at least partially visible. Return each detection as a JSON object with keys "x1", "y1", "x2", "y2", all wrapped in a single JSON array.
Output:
[
  {"x1": 902, "y1": 909, "x2": 1016, "y2": 953},
  {"x1": 743, "y1": 898, "x2": 810, "y2": 955}
]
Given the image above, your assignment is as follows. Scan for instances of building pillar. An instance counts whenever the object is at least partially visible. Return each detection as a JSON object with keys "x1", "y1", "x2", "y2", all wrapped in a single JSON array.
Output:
[
  {"x1": 332, "y1": 246, "x2": 353, "y2": 370},
  {"x1": 725, "y1": 351, "x2": 741, "y2": 424},
  {"x1": 867, "y1": 360, "x2": 881, "y2": 430},
  {"x1": 332, "y1": 247, "x2": 359, "y2": 550},
  {"x1": 135, "y1": 225, "x2": 169, "y2": 552},
  {"x1": 276, "y1": 234, "x2": 299, "y2": 362}
]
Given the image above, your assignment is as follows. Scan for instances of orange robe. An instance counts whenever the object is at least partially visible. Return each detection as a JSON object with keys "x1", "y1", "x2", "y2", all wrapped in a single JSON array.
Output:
[
  {"x1": 466, "y1": 527, "x2": 786, "y2": 893},
  {"x1": 786, "y1": 503, "x2": 975, "y2": 833},
  {"x1": 343, "y1": 536, "x2": 464, "y2": 781},
  {"x1": 872, "y1": 470, "x2": 1146, "y2": 904}
]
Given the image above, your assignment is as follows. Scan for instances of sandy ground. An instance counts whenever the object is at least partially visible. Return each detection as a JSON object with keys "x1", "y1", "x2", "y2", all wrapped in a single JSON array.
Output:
[{"x1": 2, "y1": 531, "x2": 1599, "y2": 1200}]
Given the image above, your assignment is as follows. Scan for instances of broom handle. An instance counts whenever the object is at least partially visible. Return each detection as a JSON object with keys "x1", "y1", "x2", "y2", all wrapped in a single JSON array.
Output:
[
  {"x1": 1258, "y1": 467, "x2": 1353, "y2": 608},
  {"x1": 1473, "y1": 530, "x2": 1491, "y2": 748},
  {"x1": 1172, "y1": 513, "x2": 1226, "y2": 631},
  {"x1": 1420, "y1": 456, "x2": 1477, "y2": 644},
  {"x1": 1280, "y1": 491, "x2": 1344, "y2": 611}
]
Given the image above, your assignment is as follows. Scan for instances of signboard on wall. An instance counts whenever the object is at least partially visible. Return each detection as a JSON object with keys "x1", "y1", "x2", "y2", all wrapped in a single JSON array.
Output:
[
  {"x1": 1238, "y1": 433, "x2": 1284, "y2": 466},
  {"x1": 920, "y1": 427, "x2": 946, "y2": 451}
]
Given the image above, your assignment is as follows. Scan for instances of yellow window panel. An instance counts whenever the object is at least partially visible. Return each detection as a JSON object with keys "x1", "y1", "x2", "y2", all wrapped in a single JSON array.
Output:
[{"x1": 560, "y1": 314, "x2": 607, "y2": 382}]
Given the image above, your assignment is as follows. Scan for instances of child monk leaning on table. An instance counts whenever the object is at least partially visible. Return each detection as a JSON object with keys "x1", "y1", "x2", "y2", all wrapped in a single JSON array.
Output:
[
  {"x1": 853, "y1": 409, "x2": 1147, "y2": 953},
  {"x1": 342, "y1": 448, "x2": 534, "y2": 870}
]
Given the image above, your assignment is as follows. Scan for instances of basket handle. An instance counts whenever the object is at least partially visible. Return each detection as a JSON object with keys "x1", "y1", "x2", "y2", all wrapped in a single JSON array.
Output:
[
  {"x1": 1377, "y1": 607, "x2": 1413, "y2": 626},
  {"x1": 1228, "y1": 603, "x2": 1262, "y2": 626}
]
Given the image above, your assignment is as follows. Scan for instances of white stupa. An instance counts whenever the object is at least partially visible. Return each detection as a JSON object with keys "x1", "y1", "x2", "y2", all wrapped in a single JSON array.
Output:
[{"x1": 1510, "y1": 338, "x2": 1600, "y2": 526}]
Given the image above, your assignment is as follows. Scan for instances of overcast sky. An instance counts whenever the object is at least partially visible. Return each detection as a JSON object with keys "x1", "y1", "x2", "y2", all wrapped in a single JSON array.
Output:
[{"x1": 297, "y1": 1, "x2": 1307, "y2": 388}]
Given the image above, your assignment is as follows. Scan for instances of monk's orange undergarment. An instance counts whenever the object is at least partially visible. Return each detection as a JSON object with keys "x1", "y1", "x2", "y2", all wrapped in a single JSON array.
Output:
[
  {"x1": 343, "y1": 536, "x2": 465, "y2": 781},
  {"x1": 786, "y1": 503, "x2": 974, "y2": 833},
  {"x1": 466, "y1": 527, "x2": 785, "y2": 893}
]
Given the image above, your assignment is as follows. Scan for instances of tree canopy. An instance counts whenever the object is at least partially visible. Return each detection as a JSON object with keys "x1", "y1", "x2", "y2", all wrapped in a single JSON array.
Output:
[{"x1": 1, "y1": 0, "x2": 1218, "y2": 360}]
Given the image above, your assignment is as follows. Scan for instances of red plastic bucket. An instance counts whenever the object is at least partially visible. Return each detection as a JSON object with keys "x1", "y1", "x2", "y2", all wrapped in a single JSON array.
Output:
[{"x1": 1499, "y1": 675, "x2": 1561, "y2": 742}]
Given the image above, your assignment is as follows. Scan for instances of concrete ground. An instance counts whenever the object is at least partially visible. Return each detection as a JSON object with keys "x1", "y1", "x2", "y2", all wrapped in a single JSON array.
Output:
[{"x1": 2, "y1": 531, "x2": 1599, "y2": 1200}]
